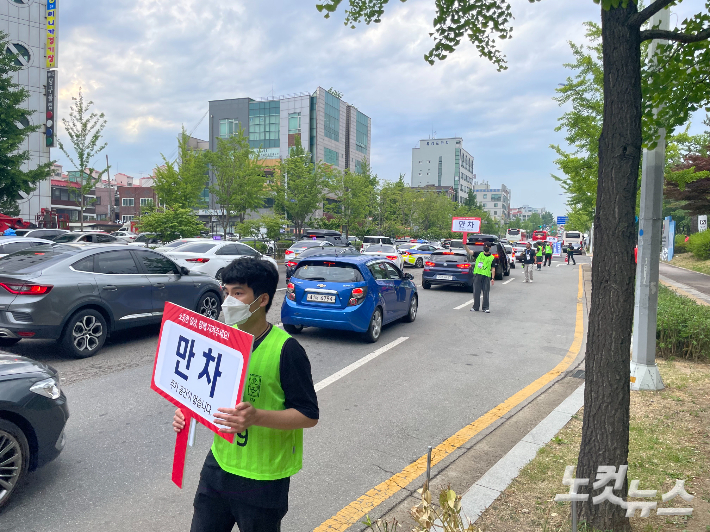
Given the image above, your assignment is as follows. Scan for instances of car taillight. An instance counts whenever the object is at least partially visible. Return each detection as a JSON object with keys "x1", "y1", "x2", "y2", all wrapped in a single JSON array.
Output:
[
  {"x1": 386, "y1": 256, "x2": 398, "y2": 261},
  {"x1": 349, "y1": 286, "x2": 367, "y2": 306},
  {"x1": 286, "y1": 261, "x2": 298, "y2": 268},
  {"x1": 425, "y1": 261, "x2": 435, "y2": 267},
  {"x1": 0, "y1": 282, "x2": 53, "y2": 295},
  {"x1": 286, "y1": 282, "x2": 296, "y2": 301},
  {"x1": 185, "y1": 258, "x2": 210, "y2": 263},
  {"x1": 285, "y1": 250, "x2": 294, "y2": 255},
  {"x1": 442, "y1": 252, "x2": 454, "y2": 255},
  {"x1": 492, "y1": 254, "x2": 499, "y2": 258},
  {"x1": 457, "y1": 263, "x2": 471, "y2": 269}
]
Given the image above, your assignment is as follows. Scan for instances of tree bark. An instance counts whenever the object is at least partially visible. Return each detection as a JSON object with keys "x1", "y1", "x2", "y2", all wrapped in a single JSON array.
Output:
[{"x1": 577, "y1": 4, "x2": 641, "y2": 531}]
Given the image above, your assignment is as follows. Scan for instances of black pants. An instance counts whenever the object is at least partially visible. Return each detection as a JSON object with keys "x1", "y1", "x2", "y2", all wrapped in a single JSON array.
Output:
[
  {"x1": 567, "y1": 252, "x2": 576, "y2": 265},
  {"x1": 536, "y1": 257, "x2": 542, "y2": 270},
  {"x1": 472, "y1": 274, "x2": 491, "y2": 311},
  {"x1": 544, "y1": 254, "x2": 552, "y2": 266}
]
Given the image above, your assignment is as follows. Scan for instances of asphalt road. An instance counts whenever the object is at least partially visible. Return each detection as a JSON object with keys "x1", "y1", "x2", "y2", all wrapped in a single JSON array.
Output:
[
  {"x1": 0, "y1": 257, "x2": 587, "y2": 532},
  {"x1": 659, "y1": 261, "x2": 710, "y2": 298}
]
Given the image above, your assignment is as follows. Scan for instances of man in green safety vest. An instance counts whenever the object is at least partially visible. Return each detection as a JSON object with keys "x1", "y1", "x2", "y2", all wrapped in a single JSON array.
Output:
[
  {"x1": 536, "y1": 242, "x2": 544, "y2": 270},
  {"x1": 544, "y1": 241, "x2": 553, "y2": 267},
  {"x1": 173, "y1": 258, "x2": 319, "y2": 532},
  {"x1": 464, "y1": 242, "x2": 496, "y2": 313}
]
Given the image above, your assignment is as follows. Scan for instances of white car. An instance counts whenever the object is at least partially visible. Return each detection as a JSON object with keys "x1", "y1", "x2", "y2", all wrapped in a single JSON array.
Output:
[
  {"x1": 504, "y1": 244, "x2": 516, "y2": 269},
  {"x1": 111, "y1": 230, "x2": 138, "y2": 242},
  {"x1": 165, "y1": 241, "x2": 278, "y2": 281},
  {"x1": 397, "y1": 243, "x2": 441, "y2": 268},
  {"x1": 0, "y1": 237, "x2": 53, "y2": 258},
  {"x1": 126, "y1": 233, "x2": 162, "y2": 249},
  {"x1": 284, "y1": 240, "x2": 335, "y2": 264},
  {"x1": 360, "y1": 244, "x2": 405, "y2": 270},
  {"x1": 153, "y1": 238, "x2": 207, "y2": 254}
]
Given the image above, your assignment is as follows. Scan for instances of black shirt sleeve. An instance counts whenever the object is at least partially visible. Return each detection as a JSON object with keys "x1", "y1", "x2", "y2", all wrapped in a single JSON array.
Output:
[{"x1": 279, "y1": 337, "x2": 320, "y2": 420}]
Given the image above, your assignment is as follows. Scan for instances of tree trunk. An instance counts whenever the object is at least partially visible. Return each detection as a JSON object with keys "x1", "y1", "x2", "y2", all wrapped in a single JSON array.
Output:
[{"x1": 577, "y1": 4, "x2": 641, "y2": 531}]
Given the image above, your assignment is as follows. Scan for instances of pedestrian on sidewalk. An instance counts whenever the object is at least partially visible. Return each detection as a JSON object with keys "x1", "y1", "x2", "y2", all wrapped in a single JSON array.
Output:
[
  {"x1": 566, "y1": 244, "x2": 577, "y2": 265},
  {"x1": 523, "y1": 242, "x2": 536, "y2": 282},
  {"x1": 536, "y1": 242, "x2": 543, "y2": 271},
  {"x1": 172, "y1": 258, "x2": 319, "y2": 532},
  {"x1": 465, "y1": 242, "x2": 496, "y2": 312},
  {"x1": 544, "y1": 241, "x2": 553, "y2": 267}
]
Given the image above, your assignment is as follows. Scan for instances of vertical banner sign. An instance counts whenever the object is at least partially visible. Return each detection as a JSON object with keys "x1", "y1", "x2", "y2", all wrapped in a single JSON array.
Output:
[
  {"x1": 151, "y1": 302, "x2": 254, "y2": 488},
  {"x1": 45, "y1": 70, "x2": 57, "y2": 148},
  {"x1": 46, "y1": 1, "x2": 57, "y2": 69}
]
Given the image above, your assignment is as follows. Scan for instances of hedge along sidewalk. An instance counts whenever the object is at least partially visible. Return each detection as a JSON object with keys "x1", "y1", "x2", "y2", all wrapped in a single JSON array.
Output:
[{"x1": 471, "y1": 358, "x2": 710, "y2": 532}]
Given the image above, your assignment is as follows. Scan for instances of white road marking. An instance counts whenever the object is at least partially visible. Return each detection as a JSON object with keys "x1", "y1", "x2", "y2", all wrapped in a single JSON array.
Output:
[
  {"x1": 502, "y1": 278, "x2": 515, "y2": 285},
  {"x1": 454, "y1": 299, "x2": 475, "y2": 310},
  {"x1": 277, "y1": 287, "x2": 287, "y2": 291},
  {"x1": 314, "y1": 337, "x2": 409, "y2": 392}
]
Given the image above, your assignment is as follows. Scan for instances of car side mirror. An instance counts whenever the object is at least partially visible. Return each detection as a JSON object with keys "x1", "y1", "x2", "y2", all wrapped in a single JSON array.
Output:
[
  {"x1": 404, "y1": 273, "x2": 414, "y2": 280},
  {"x1": 180, "y1": 266, "x2": 190, "y2": 276}
]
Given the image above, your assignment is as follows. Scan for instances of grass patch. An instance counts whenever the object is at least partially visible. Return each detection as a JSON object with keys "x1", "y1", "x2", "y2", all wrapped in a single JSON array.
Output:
[
  {"x1": 656, "y1": 285, "x2": 710, "y2": 361},
  {"x1": 474, "y1": 359, "x2": 710, "y2": 531},
  {"x1": 669, "y1": 252, "x2": 710, "y2": 276}
]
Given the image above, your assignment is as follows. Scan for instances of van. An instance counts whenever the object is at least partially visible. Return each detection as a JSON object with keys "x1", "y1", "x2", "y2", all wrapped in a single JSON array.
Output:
[
  {"x1": 302, "y1": 229, "x2": 348, "y2": 246},
  {"x1": 362, "y1": 235, "x2": 393, "y2": 251},
  {"x1": 563, "y1": 231, "x2": 583, "y2": 250}
]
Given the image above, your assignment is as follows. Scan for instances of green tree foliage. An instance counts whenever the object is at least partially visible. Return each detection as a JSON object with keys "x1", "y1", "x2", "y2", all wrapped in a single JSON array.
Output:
[
  {"x1": 207, "y1": 125, "x2": 266, "y2": 237},
  {"x1": 138, "y1": 206, "x2": 205, "y2": 243},
  {"x1": 272, "y1": 136, "x2": 333, "y2": 237},
  {"x1": 0, "y1": 31, "x2": 53, "y2": 216},
  {"x1": 259, "y1": 214, "x2": 287, "y2": 241},
  {"x1": 153, "y1": 128, "x2": 208, "y2": 209},
  {"x1": 326, "y1": 168, "x2": 376, "y2": 238},
  {"x1": 58, "y1": 89, "x2": 108, "y2": 231},
  {"x1": 236, "y1": 219, "x2": 262, "y2": 240}
]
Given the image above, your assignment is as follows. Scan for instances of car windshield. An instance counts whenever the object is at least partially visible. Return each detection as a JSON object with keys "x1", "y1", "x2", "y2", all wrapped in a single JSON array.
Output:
[
  {"x1": 398, "y1": 244, "x2": 416, "y2": 250},
  {"x1": 14, "y1": 230, "x2": 30, "y2": 236},
  {"x1": 165, "y1": 241, "x2": 189, "y2": 248},
  {"x1": 504, "y1": 246, "x2": 513, "y2": 253},
  {"x1": 174, "y1": 243, "x2": 216, "y2": 253},
  {"x1": 0, "y1": 244, "x2": 73, "y2": 274},
  {"x1": 134, "y1": 235, "x2": 155, "y2": 243},
  {"x1": 366, "y1": 245, "x2": 396, "y2": 253},
  {"x1": 52, "y1": 234, "x2": 79, "y2": 243},
  {"x1": 298, "y1": 247, "x2": 337, "y2": 259},
  {"x1": 293, "y1": 262, "x2": 364, "y2": 282},
  {"x1": 291, "y1": 241, "x2": 322, "y2": 250},
  {"x1": 430, "y1": 252, "x2": 468, "y2": 263}
]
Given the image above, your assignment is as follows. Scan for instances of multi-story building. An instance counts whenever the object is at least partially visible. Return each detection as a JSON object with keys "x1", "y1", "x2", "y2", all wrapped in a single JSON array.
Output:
[
  {"x1": 472, "y1": 181, "x2": 511, "y2": 222},
  {"x1": 411, "y1": 138, "x2": 475, "y2": 204},
  {"x1": 49, "y1": 179, "x2": 96, "y2": 226},
  {"x1": 410, "y1": 185, "x2": 456, "y2": 202},
  {"x1": 510, "y1": 205, "x2": 547, "y2": 222},
  {"x1": 116, "y1": 186, "x2": 157, "y2": 225},
  {"x1": 207, "y1": 88, "x2": 372, "y2": 222},
  {"x1": 3, "y1": 0, "x2": 55, "y2": 223}
]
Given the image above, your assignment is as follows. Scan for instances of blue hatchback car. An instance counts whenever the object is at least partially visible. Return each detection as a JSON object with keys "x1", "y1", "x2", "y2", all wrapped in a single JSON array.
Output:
[{"x1": 281, "y1": 255, "x2": 418, "y2": 342}]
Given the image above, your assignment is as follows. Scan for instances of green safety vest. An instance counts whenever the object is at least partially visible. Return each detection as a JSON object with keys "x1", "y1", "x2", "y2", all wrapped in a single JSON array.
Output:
[
  {"x1": 545, "y1": 245, "x2": 552, "y2": 254},
  {"x1": 536, "y1": 246, "x2": 543, "y2": 257},
  {"x1": 212, "y1": 326, "x2": 303, "y2": 481},
  {"x1": 473, "y1": 252, "x2": 495, "y2": 277}
]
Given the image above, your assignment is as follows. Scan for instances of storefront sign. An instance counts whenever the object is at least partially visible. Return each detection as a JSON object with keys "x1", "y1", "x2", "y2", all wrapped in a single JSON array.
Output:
[
  {"x1": 46, "y1": 1, "x2": 57, "y2": 69},
  {"x1": 45, "y1": 70, "x2": 57, "y2": 147}
]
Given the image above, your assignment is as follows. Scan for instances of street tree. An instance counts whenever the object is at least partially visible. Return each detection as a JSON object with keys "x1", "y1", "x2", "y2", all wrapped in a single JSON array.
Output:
[
  {"x1": 207, "y1": 125, "x2": 266, "y2": 238},
  {"x1": 138, "y1": 205, "x2": 205, "y2": 243},
  {"x1": 327, "y1": 168, "x2": 375, "y2": 239},
  {"x1": 153, "y1": 127, "x2": 208, "y2": 209},
  {"x1": 58, "y1": 89, "x2": 108, "y2": 232},
  {"x1": 259, "y1": 214, "x2": 288, "y2": 242},
  {"x1": 0, "y1": 31, "x2": 54, "y2": 216},
  {"x1": 272, "y1": 136, "x2": 332, "y2": 237},
  {"x1": 317, "y1": 1, "x2": 710, "y2": 528}
]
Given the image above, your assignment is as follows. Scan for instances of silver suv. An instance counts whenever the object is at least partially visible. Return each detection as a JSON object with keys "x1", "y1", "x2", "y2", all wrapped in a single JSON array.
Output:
[{"x1": 0, "y1": 244, "x2": 222, "y2": 358}]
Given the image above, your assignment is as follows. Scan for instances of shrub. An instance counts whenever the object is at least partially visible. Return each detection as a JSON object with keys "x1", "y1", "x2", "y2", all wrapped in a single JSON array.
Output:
[
  {"x1": 687, "y1": 230, "x2": 710, "y2": 260},
  {"x1": 253, "y1": 241, "x2": 268, "y2": 254},
  {"x1": 674, "y1": 234, "x2": 688, "y2": 254},
  {"x1": 656, "y1": 285, "x2": 710, "y2": 361}
]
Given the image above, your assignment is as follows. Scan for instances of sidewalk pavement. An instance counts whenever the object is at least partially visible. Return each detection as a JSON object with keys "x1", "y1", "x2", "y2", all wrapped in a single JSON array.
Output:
[
  {"x1": 659, "y1": 262, "x2": 710, "y2": 305},
  {"x1": 460, "y1": 384, "x2": 585, "y2": 524}
]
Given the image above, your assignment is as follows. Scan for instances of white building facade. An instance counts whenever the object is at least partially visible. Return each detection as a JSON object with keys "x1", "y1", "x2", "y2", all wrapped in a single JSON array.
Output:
[
  {"x1": 411, "y1": 137, "x2": 475, "y2": 204},
  {"x1": 473, "y1": 181, "x2": 511, "y2": 222}
]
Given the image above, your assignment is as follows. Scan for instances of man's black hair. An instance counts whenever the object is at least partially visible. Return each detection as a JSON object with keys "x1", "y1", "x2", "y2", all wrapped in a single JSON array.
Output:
[
  {"x1": 221, "y1": 258, "x2": 279, "y2": 312},
  {"x1": 483, "y1": 244, "x2": 491, "y2": 252}
]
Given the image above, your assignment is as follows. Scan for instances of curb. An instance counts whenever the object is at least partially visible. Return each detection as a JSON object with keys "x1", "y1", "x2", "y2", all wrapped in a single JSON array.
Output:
[
  {"x1": 659, "y1": 277, "x2": 710, "y2": 306},
  {"x1": 460, "y1": 383, "x2": 585, "y2": 524},
  {"x1": 661, "y1": 261, "x2": 710, "y2": 278}
]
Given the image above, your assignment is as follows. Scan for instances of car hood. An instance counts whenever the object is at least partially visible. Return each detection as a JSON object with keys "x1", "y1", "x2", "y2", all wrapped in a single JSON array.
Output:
[{"x1": 0, "y1": 353, "x2": 57, "y2": 381}]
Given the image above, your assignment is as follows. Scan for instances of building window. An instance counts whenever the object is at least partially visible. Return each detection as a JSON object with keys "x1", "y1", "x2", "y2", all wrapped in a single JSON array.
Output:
[
  {"x1": 249, "y1": 100, "x2": 280, "y2": 149},
  {"x1": 219, "y1": 119, "x2": 239, "y2": 139},
  {"x1": 324, "y1": 91, "x2": 340, "y2": 142},
  {"x1": 122, "y1": 198, "x2": 134, "y2": 207},
  {"x1": 483, "y1": 194, "x2": 487, "y2": 199},
  {"x1": 355, "y1": 160, "x2": 364, "y2": 174},
  {"x1": 140, "y1": 198, "x2": 153, "y2": 207},
  {"x1": 288, "y1": 113, "x2": 301, "y2": 135},
  {"x1": 122, "y1": 215, "x2": 134, "y2": 223},
  {"x1": 438, "y1": 156, "x2": 442, "y2": 187},
  {"x1": 97, "y1": 214, "x2": 107, "y2": 221},
  {"x1": 324, "y1": 147, "x2": 339, "y2": 167},
  {"x1": 94, "y1": 196, "x2": 101, "y2": 205},
  {"x1": 5, "y1": 42, "x2": 31, "y2": 67},
  {"x1": 356, "y1": 111, "x2": 368, "y2": 154},
  {"x1": 494, "y1": 211, "x2": 498, "y2": 215},
  {"x1": 310, "y1": 95, "x2": 317, "y2": 158},
  {"x1": 494, "y1": 203, "x2": 498, "y2": 207}
]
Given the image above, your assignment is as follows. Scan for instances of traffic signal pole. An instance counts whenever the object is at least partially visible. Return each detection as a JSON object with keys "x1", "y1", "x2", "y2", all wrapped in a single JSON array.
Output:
[{"x1": 630, "y1": 8, "x2": 669, "y2": 391}]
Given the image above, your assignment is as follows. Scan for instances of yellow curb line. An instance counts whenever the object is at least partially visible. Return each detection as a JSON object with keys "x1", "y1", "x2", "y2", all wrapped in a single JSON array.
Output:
[
  {"x1": 659, "y1": 280, "x2": 710, "y2": 306},
  {"x1": 315, "y1": 267, "x2": 586, "y2": 531}
]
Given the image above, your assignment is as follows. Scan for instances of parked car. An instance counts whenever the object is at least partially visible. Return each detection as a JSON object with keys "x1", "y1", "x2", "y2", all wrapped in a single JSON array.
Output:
[
  {"x1": 301, "y1": 229, "x2": 349, "y2": 246},
  {"x1": 397, "y1": 243, "x2": 440, "y2": 268},
  {"x1": 238, "y1": 238, "x2": 275, "y2": 255},
  {"x1": 0, "y1": 237, "x2": 54, "y2": 258},
  {"x1": 111, "y1": 230, "x2": 138, "y2": 242},
  {"x1": 127, "y1": 233, "x2": 162, "y2": 249},
  {"x1": 464, "y1": 235, "x2": 511, "y2": 280},
  {"x1": 284, "y1": 240, "x2": 336, "y2": 264},
  {"x1": 285, "y1": 246, "x2": 360, "y2": 280},
  {"x1": 359, "y1": 244, "x2": 405, "y2": 270},
  {"x1": 165, "y1": 241, "x2": 278, "y2": 281},
  {"x1": 0, "y1": 353, "x2": 69, "y2": 510},
  {"x1": 0, "y1": 244, "x2": 223, "y2": 357},
  {"x1": 504, "y1": 244, "x2": 515, "y2": 269},
  {"x1": 152, "y1": 238, "x2": 206, "y2": 254},
  {"x1": 361, "y1": 235, "x2": 394, "y2": 251},
  {"x1": 422, "y1": 249, "x2": 474, "y2": 290},
  {"x1": 51, "y1": 232, "x2": 127, "y2": 245},
  {"x1": 282, "y1": 255, "x2": 418, "y2": 343},
  {"x1": 13, "y1": 228, "x2": 69, "y2": 240}
]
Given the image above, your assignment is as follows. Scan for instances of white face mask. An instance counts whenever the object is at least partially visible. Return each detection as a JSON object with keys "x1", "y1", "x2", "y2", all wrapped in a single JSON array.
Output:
[{"x1": 222, "y1": 295, "x2": 259, "y2": 326}]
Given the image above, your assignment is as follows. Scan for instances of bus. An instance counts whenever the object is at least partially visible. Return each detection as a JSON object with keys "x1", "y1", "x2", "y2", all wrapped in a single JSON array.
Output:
[
  {"x1": 532, "y1": 230, "x2": 548, "y2": 241},
  {"x1": 506, "y1": 228, "x2": 526, "y2": 242}
]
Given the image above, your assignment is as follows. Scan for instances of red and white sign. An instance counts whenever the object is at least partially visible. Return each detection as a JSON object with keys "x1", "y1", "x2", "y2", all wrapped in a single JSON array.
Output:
[
  {"x1": 452, "y1": 217, "x2": 482, "y2": 233},
  {"x1": 151, "y1": 302, "x2": 253, "y2": 488}
]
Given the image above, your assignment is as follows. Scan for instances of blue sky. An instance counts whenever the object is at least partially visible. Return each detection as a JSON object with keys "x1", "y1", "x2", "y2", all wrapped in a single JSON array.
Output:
[{"x1": 52, "y1": 0, "x2": 707, "y2": 218}]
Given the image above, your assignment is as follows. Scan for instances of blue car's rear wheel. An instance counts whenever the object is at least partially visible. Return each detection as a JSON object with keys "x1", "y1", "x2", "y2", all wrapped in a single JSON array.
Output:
[
  {"x1": 283, "y1": 324, "x2": 303, "y2": 335},
  {"x1": 364, "y1": 307, "x2": 382, "y2": 343}
]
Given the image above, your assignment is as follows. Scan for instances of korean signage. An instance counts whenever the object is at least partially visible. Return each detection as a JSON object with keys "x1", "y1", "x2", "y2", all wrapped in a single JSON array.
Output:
[
  {"x1": 557, "y1": 216, "x2": 568, "y2": 225},
  {"x1": 151, "y1": 302, "x2": 253, "y2": 487},
  {"x1": 451, "y1": 217, "x2": 482, "y2": 234},
  {"x1": 45, "y1": 70, "x2": 57, "y2": 148},
  {"x1": 259, "y1": 147, "x2": 281, "y2": 159},
  {"x1": 699, "y1": 215, "x2": 707, "y2": 233},
  {"x1": 46, "y1": 1, "x2": 57, "y2": 69}
]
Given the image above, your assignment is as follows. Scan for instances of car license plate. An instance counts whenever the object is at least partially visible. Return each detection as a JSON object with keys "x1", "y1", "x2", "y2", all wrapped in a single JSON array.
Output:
[
  {"x1": 306, "y1": 294, "x2": 336, "y2": 303},
  {"x1": 436, "y1": 275, "x2": 453, "y2": 280}
]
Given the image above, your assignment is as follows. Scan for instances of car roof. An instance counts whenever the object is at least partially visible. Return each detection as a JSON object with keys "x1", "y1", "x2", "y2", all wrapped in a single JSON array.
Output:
[
  {"x1": 0, "y1": 236, "x2": 51, "y2": 243},
  {"x1": 297, "y1": 254, "x2": 377, "y2": 265}
]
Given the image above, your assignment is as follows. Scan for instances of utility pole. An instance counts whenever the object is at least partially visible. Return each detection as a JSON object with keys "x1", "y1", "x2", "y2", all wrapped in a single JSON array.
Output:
[
  {"x1": 106, "y1": 155, "x2": 113, "y2": 224},
  {"x1": 630, "y1": 8, "x2": 669, "y2": 391}
]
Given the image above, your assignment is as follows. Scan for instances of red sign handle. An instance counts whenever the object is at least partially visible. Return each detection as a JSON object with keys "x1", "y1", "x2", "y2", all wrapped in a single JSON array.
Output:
[
  {"x1": 462, "y1": 232, "x2": 468, "y2": 246},
  {"x1": 171, "y1": 408, "x2": 192, "y2": 488}
]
